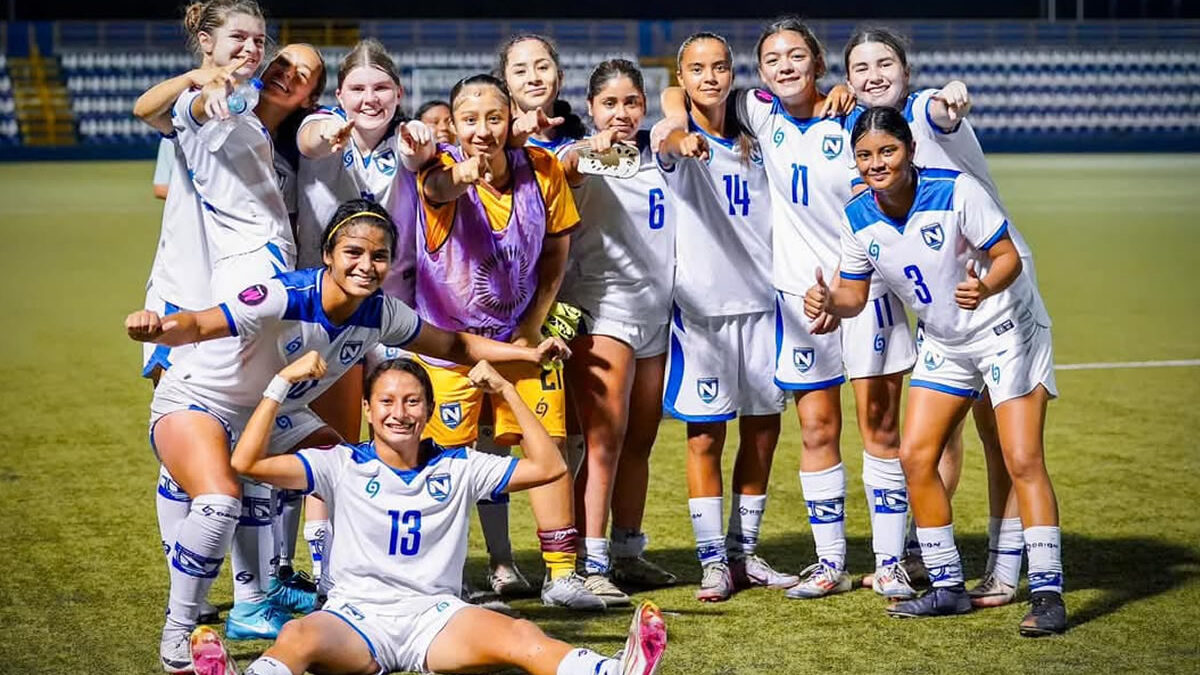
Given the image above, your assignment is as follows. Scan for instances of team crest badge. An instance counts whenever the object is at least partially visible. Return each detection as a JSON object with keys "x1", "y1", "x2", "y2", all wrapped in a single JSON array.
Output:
[
  {"x1": 821, "y1": 135, "x2": 844, "y2": 159},
  {"x1": 697, "y1": 378, "x2": 719, "y2": 404},
  {"x1": 440, "y1": 402, "x2": 463, "y2": 429},
  {"x1": 426, "y1": 473, "x2": 452, "y2": 502},
  {"x1": 339, "y1": 340, "x2": 363, "y2": 365},
  {"x1": 923, "y1": 351, "x2": 944, "y2": 371},
  {"x1": 793, "y1": 347, "x2": 815, "y2": 373},
  {"x1": 921, "y1": 223, "x2": 945, "y2": 250},
  {"x1": 375, "y1": 149, "x2": 397, "y2": 176}
]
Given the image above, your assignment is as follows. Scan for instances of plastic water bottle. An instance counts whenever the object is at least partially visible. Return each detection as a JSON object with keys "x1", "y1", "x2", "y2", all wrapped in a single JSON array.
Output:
[{"x1": 206, "y1": 78, "x2": 263, "y2": 151}]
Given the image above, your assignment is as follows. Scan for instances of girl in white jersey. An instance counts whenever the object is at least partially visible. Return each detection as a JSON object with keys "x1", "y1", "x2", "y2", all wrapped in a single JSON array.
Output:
[
  {"x1": 844, "y1": 26, "x2": 1044, "y2": 606},
  {"x1": 658, "y1": 33, "x2": 796, "y2": 603},
  {"x1": 556, "y1": 59, "x2": 679, "y2": 602},
  {"x1": 126, "y1": 201, "x2": 572, "y2": 670},
  {"x1": 499, "y1": 34, "x2": 588, "y2": 155},
  {"x1": 805, "y1": 107, "x2": 1065, "y2": 636},
  {"x1": 659, "y1": 18, "x2": 917, "y2": 601},
  {"x1": 209, "y1": 355, "x2": 668, "y2": 675}
]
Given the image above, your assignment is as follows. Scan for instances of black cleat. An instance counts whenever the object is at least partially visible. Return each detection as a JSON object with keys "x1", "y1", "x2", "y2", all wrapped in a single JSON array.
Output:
[
  {"x1": 887, "y1": 585, "x2": 972, "y2": 618},
  {"x1": 1019, "y1": 591, "x2": 1067, "y2": 637}
]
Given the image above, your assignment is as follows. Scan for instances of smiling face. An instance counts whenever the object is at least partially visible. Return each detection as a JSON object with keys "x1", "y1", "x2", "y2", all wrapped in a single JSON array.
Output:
[
  {"x1": 452, "y1": 84, "x2": 510, "y2": 159},
  {"x1": 853, "y1": 128, "x2": 915, "y2": 193},
  {"x1": 258, "y1": 44, "x2": 324, "y2": 112},
  {"x1": 419, "y1": 103, "x2": 455, "y2": 145},
  {"x1": 198, "y1": 11, "x2": 265, "y2": 77},
  {"x1": 364, "y1": 370, "x2": 431, "y2": 448},
  {"x1": 337, "y1": 65, "x2": 400, "y2": 134},
  {"x1": 503, "y1": 38, "x2": 561, "y2": 113},
  {"x1": 322, "y1": 222, "x2": 392, "y2": 299},
  {"x1": 847, "y1": 41, "x2": 909, "y2": 109},
  {"x1": 587, "y1": 75, "x2": 645, "y2": 142},
  {"x1": 677, "y1": 38, "x2": 733, "y2": 110},
  {"x1": 757, "y1": 30, "x2": 820, "y2": 106}
]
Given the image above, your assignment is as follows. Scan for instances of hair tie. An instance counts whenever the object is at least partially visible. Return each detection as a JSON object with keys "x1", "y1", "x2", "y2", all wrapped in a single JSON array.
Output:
[{"x1": 326, "y1": 211, "x2": 389, "y2": 245}]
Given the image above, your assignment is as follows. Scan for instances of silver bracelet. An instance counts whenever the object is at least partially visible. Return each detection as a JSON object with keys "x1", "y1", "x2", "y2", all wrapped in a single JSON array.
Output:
[{"x1": 263, "y1": 375, "x2": 291, "y2": 403}]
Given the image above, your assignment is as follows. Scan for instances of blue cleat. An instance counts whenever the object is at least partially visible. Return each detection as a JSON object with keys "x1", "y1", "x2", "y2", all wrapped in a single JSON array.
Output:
[
  {"x1": 886, "y1": 585, "x2": 972, "y2": 619},
  {"x1": 224, "y1": 601, "x2": 290, "y2": 640},
  {"x1": 267, "y1": 569, "x2": 319, "y2": 615}
]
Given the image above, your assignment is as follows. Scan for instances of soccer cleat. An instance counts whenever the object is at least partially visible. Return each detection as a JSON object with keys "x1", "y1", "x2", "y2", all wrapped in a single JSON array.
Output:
[
  {"x1": 968, "y1": 571, "x2": 1018, "y2": 608},
  {"x1": 612, "y1": 556, "x2": 678, "y2": 589},
  {"x1": 785, "y1": 560, "x2": 852, "y2": 599},
  {"x1": 541, "y1": 572, "x2": 607, "y2": 611},
  {"x1": 1019, "y1": 591, "x2": 1067, "y2": 637},
  {"x1": 160, "y1": 630, "x2": 193, "y2": 674},
  {"x1": 618, "y1": 600, "x2": 667, "y2": 675},
  {"x1": 730, "y1": 554, "x2": 799, "y2": 589},
  {"x1": 224, "y1": 600, "x2": 290, "y2": 640},
  {"x1": 583, "y1": 574, "x2": 633, "y2": 607},
  {"x1": 873, "y1": 561, "x2": 918, "y2": 600},
  {"x1": 197, "y1": 600, "x2": 221, "y2": 625},
  {"x1": 461, "y1": 580, "x2": 518, "y2": 617},
  {"x1": 267, "y1": 569, "x2": 319, "y2": 614},
  {"x1": 900, "y1": 552, "x2": 931, "y2": 589},
  {"x1": 695, "y1": 562, "x2": 734, "y2": 603},
  {"x1": 489, "y1": 562, "x2": 534, "y2": 598},
  {"x1": 190, "y1": 626, "x2": 239, "y2": 675},
  {"x1": 886, "y1": 585, "x2": 972, "y2": 618}
]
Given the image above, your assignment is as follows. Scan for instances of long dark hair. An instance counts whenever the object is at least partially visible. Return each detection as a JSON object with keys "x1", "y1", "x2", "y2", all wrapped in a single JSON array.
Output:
[
  {"x1": 676, "y1": 31, "x2": 757, "y2": 165},
  {"x1": 850, "y1": 105, "x2": 914, "y2": 149},
  {"x1": 754, "y1": 16, "x2": 827, "y2": 80},
  {"x1": 321, "y1": 198, "x2": 397, "y2": 260},
  {"x1": 496, "y1": 33, "x2": 585, "y2": 140}
]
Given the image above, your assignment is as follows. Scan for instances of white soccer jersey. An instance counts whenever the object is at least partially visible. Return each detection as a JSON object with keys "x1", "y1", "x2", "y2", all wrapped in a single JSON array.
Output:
[
  {"x1": 172, "y1": 90, "x2": 295, "y2": 263},
  {"x1": 157, "y1": 267, "x2": 422, "y2": 413},
  {"x1": 660, "y1": 119, "x2": 773, "y2": 317},
  {"x1": 839, "y1": 168, "x2": 1040, "y2": 350},
  {"x1": 736, "y1": 89, "x2": 861, "y2": 295},
  {"x1": 147, "y1": 134, "x2": 212, "y2": 311},
  {"x1": 560, "y1": 130, "x2": 675, "y2": 323},
  {"x1": 298, "y1": 440, "x2": 517, "y2": 610}
]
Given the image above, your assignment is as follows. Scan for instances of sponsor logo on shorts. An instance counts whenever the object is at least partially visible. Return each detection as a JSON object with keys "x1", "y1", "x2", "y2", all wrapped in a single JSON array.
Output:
[
  {"x1": 697, "y1": 377, "x2": 719, "y2": 404},
  {"x1": 992, "y1": 319, "x2": 1015, "y2": 336},
  {"x1": 822, "y1": 134, "x2": 844, "y2": 159},
  {"x1": 440, "y1": 402, "x2": 463, "y2": 429},
  {"x1": 426, "y1": 473, "x2": 452, "y2": 502},
  {"x1": 923, "y1": 350, "x2": 944, "y2": 371},
  {"x1": 793, "y1": 347, "x2": 815, "y2": 373},
  {"x1": 339, "y1": 340, "x2": 363, "y2": 365},
  {"x1": 991, "y1": 364, "x2": 1001, "y2": 383},
  {"x1": 921, "y1": 223, "x2": 945, "y2": 250},
  {"x1": 238, "y1": 284, "x2": 268, "y2": 306}
]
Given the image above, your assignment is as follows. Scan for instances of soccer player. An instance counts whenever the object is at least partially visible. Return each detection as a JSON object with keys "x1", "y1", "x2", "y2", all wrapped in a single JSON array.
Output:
[
  {"x1": 844, "y1": 26, "x2": 1047, "y2": 605},
  {"x1": 499, "y1": 34, "x2": 588, "y2": 154},
  {"x1": 658, "y1": 20, "x2": 916, "y2": 601},
  {"x1": 126, "y1": 201, "x2": 572, "y2": 669},
  {"x1": 217, "y1": 354, "x2": 668, "y2": 675},
  {"x1": 656, "y1": 33, "x2": 796, "y2": 603},
  {"x1": 416, "y1": 99, "x2": 456, "y2": 145},
  {"x1": 413, "y1": 73, "x2": 605, "y2": 610},
  {"x1": 556, "y1": 59, "x2": 678, "y2": 603},
  {"x1": 804, "y1": 106, "x2": 1066, "y2": 635}
]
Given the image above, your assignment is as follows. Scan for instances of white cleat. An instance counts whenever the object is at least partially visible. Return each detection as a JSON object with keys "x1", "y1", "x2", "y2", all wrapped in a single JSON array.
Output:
[
  {"x1": 584, "y1": 574, "x2": 633, "y2": 607},
  {"x1": 873, "y1": 561, "x2": 918, "y2": 600},
  {"x1": 731, "y1": 554, "x2": 799, "y2": 589},
  {"x1": 489, "y1": 562, "x2": 534, "y2": 598},
  {"x1": 785, "y1": 560, "x2": 852, "y2": 599},
  {"x1": 694, "y1": 562, "x2": 734, "y2": 603},
  {"x1": 160, "y1": 630, "x2": 193, "y2": 674},
  {"x1": 969, "y1": 571, "x2": 1018, "y2": 608},
  {"x1": 541, "y1": 572, "x2": 607, "y2": 611},
  {"x1": 190, "y1": 626, "x2": 239, "y2": 675},
  {"x1": 618, "y1": 600, "x2": 668, "y2": 675}
]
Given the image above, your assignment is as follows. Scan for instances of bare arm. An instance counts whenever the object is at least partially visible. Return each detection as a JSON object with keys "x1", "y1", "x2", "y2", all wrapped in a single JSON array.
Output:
[
  {"x1": 468, "y1": 362, "x2": 565, "y2": 492},
  {"x1": 421, "y1": 154, "x2": 489, "y2": 205},
  {"x1": 512, "y1": 235, "x2": 570, "y2": 346},
  {"x1": 804, "y1": 268, "x2": 871, "y2": 322},
  {"x1": 659, "y1": 128, "x2": 709, "y2": 163},
  {"x1": 134, "y1": 70, "x2": 211, "y2": 134},
  {"x1": 297, "y1": 116, "x2": 355, "y2": 158},
  {"x1": 124, "y1": 307, "x2": 232, "y2": 346},
  {"x1": 956, "y1": 236, "x2": 1021, "y2": 310},
  {"x1": 405, "y1": 324, "x2": 570, "y2": 369}
]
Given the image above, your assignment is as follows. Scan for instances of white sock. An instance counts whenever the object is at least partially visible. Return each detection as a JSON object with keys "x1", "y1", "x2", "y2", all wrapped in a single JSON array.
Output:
[
  {"x1": 988, "y1": 517, "x2": 1024, "y2": 586},
  {"x1": 1024, "y1": 526, "x2": 1064, "y2": 595},
  {"x1": 799, "y1": 463, "x2": 847, "y2": 570},
  {"x1": 556, "y1": 648, "x2": 617, "y2": 675},
  {"x1": 610, "y1": 527, "x2": 646, "y2": 559},
  {"x1": 244, "y1": 656, "x2": 294, "y2": 675},
  {"x1": 232, "y1": 481, "x2": 274, "y2": 604},
  {"x1": 726, "y1": 493, "x2": 766, "y2": 558},
  {"x1": 862, "y1": 453, "x2": 908, "y2": 568},
  {"x1": 566, "y1": 433, "x2": 586, "y2": 478},
  {"x1": 584, "y1": 537, "x2": 610, "y2": 575},
  {"x1": 156, "y1": 466, "x2": 191, "y2": 567},
  {"x1": 273, "y1": 489, "x2": 303, "y2": 574},
  {"x1": 474, "y1": 425, "x2": 515, "y2": 564},
  {"x1": 688, "y1": 496, "x2": 725, "y2": 567},
  {"x1": 916, "y1": 524, "x2": 964, "y2": 588},
  {"x1": 303, "y1": 519, "x2": 329, "y2": 582},
  {"x1": 166, "y1": 494, "x2": 239, "y2": 633}
]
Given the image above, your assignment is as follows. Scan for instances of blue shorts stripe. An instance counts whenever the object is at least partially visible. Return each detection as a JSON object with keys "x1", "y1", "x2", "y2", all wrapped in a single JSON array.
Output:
[{"x1": 910, "y1": 379, "x2": 980, "y2": 399}]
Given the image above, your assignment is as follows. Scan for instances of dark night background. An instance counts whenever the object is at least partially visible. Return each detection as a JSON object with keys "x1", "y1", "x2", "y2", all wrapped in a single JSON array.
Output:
[{"x1": 6, "y1": 0, "x2": 1198, "y2": 20}]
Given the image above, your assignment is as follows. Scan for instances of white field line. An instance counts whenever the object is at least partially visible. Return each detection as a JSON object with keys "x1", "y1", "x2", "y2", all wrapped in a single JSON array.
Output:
[{"x1": 1055, "y1": 359, "x2": 1200, "y2": 371}]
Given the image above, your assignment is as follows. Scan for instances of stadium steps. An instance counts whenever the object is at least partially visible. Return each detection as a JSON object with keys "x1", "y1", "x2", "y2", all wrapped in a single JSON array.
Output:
[
  {"x1": 279, "y1": 20, "x2": 361, "y2": 48},
  {"x1": 8, "y1": 54, "x2": 75, "y2": 146}
]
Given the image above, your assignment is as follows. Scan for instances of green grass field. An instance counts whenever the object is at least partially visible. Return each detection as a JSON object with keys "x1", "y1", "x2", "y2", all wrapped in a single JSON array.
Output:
[{"x1": 1, "y1": 156, "x2": 1199, "y2": 674}]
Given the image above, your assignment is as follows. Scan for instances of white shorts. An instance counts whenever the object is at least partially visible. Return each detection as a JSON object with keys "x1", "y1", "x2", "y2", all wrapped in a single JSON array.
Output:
[
  {"x1": 322, "y1": 595, "x2": 468, "y2": 674},
  {"x1": 584, "y1": 314, "x2": 669, "y2": 359},
  {"x1": 142, "y1": 283, "x2": 199, "y2": 379},
  {"x1": 210, "y1": 241, "x2": 294, "y2": 301},
  {"x1": 149, "y1": 381, "x2": 326, "y2": 459},
  {"x1": 365, "y1": 344, "x2": 414, "y2": 378},
  {"x1": 912, "y1": 322, "x2": 1057, "y2": 407},
  {"x1": 774, "y1": 290, "x2": 916, "y2": 390},
  {"x1": 664, "y1": 307, "x2": 785, "y2": 421}
]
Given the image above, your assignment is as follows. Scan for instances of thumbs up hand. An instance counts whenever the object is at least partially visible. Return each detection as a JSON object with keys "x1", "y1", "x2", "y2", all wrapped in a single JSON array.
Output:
[{"x1": 955, "y1": 260, "x2": 989, "y2": 310}]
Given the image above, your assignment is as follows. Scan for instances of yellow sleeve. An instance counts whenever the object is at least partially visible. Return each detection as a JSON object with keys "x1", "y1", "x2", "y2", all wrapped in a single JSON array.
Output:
[
  {"x1": 528, "y1": 147, "x2": 580, "y2": 236},
  {"x1": 417, "y1": 151, "x2": 459, "y2": 252}
]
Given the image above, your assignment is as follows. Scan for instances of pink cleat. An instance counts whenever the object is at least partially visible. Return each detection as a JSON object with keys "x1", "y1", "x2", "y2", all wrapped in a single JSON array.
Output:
[
  {"x1": 189, "y1": 626, "x2": 239, "y2": 675},
  {"x1": 619, "y1": 600, "x2": 667, "y2": 675}
]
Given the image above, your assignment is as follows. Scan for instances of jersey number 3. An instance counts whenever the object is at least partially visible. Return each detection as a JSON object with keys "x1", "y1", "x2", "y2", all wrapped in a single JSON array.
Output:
[{"x1": 388, "y1": 509, "x2": 421, "y2": 556}]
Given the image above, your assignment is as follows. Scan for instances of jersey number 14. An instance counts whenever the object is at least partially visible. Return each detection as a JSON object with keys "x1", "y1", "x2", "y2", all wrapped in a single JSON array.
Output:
[{"x1": 722, "y1": 175, "x2": 750, "y2": 216}]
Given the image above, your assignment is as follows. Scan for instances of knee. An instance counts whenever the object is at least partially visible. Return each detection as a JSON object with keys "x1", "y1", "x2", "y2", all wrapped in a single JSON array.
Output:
[
  {"x1": 1004, "y1": 446, "x2": 1046, "y2": 483},
  {"x1": 799, "y1": 414, "x2": 839, "y2": 454},
  {"x1": 899, "y1": 442, "x2": 938, "y2": 477},
  {"x1": 272, "y1": 618, "x2": 316, "y2": 660}
]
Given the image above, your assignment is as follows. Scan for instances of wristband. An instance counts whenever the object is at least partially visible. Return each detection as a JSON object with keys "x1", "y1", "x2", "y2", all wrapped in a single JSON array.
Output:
[{"x1": 263, "y1": 375, "x2": 291, "y2": 403}]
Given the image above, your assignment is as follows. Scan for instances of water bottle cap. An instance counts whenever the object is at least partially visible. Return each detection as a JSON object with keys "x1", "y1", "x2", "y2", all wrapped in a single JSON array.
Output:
[{"x1": 249, "y1": 78, "x2": 263, "y2": 90}]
